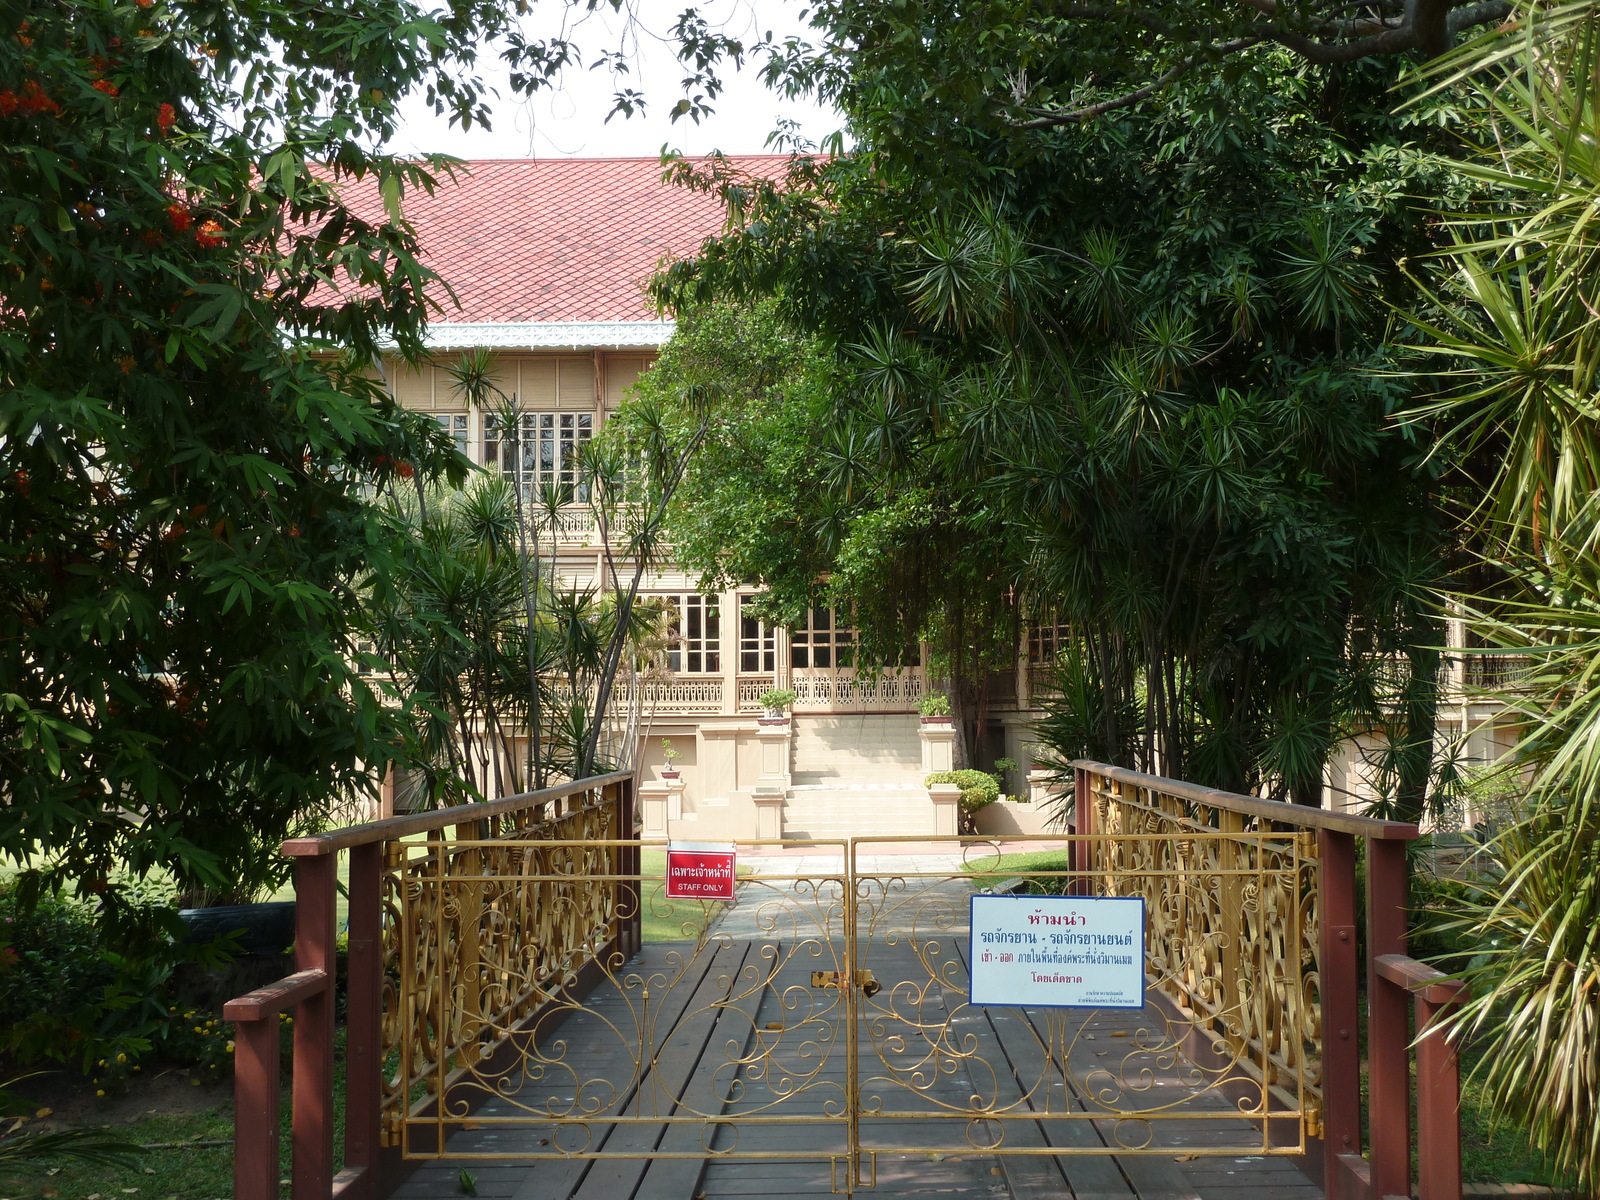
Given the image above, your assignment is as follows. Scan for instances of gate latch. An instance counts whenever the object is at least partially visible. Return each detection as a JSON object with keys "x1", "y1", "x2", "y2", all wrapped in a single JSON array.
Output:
[{"x1": 811, "y1": 969, "x2": 881, "y2": 998}]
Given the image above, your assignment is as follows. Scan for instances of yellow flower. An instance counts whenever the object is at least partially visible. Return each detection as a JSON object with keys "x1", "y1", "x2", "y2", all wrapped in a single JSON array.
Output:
[
  {"x1": 96, "y1": 1089, "x2": 105, "y2": 1097},
  {"x1": 116, "y1": 1053, "x2": 126, "y2": 1063}
]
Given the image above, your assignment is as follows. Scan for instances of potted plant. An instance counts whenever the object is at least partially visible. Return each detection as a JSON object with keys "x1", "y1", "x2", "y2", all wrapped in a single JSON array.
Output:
[
  {"x1": 659, "y1": 737, "x2": 682, "y2": 780},
  {"x1": 918, "y1": 692, "x2": 952, "y2": 723},
  {"x1": 757, "y1": 687, "x2": 797, "y2": 719}
]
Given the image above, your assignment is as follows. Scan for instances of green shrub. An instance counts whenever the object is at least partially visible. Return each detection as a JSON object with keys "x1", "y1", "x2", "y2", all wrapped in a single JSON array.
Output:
[
  {"x1": 0, "y1": 890, "x2": 118, "y2": 1034},
  {"x1": 925, "y1": 770, "x2": 1000, "y2": 835},
  {"x1": 0, "y1": 885, "x2": 237, "y2": 1091},
  {"x1": 757, "y1": 687, "x2": 797, "y2": 710},
  {"x1": 918, "y1": 693, "x2": 951, "y2": 717}
]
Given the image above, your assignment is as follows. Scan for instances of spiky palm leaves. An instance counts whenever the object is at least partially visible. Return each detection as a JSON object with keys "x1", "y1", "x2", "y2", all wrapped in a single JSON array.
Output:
[
  {"x1": 375, "y1": 475, "x2": 648, "y2": 806},
  {"x1": 1408, "y1": 5, "x2": 1600, "y2": 1188}
]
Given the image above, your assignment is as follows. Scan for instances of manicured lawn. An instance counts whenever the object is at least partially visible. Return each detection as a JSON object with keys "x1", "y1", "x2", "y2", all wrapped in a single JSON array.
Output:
[
  {"x1": 962, "y1": 848, "x2": 1073, "y2": 891},
  {"x1": 0, "y1": 1039, "x2": 346, "y2": 1200}
]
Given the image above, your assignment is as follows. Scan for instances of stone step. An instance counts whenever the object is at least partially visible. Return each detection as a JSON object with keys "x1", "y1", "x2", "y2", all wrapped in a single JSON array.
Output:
[{"x1": 780, "y1": 787, "x2": 934, "y2": 839}]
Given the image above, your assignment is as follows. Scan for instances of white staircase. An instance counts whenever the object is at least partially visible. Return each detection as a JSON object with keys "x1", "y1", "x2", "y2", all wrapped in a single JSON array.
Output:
[
  {"x1": 781, "y1": 714, "x2": 932, "y2": 838},
  {"x1": 780, "y1": 784, "x2": 935, "y2": 840}
]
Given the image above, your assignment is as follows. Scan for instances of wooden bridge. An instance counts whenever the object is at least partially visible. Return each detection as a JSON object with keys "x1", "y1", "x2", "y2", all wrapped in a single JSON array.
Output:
[{"x1": 224, "y1": 764, "x2": 1466, "y2": 1200}]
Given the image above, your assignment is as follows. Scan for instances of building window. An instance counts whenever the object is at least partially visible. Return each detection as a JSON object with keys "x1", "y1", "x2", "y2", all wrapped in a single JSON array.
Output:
[
  {"x1": 663, "y1": 594, "x2": 721, "y2": 673},
  {"x1": 1028, "y1": 619, "x2": 1072, "y2": 663},
  {"x1": 790, "y1": 607, "x2": 855, "y2": 670},
  {"x1": 434, "y1": 412, "x2": 469, "y2": 457},
  {"x1": 483, "y1": 412, "x2": 593, "y2": 499},
  {"x1": 739, "y1": 596, "x2": 776, "y2": 673}
]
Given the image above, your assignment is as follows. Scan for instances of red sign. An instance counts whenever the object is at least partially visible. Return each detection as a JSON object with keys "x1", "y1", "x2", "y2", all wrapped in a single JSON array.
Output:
[{"x1": 665, "y1": 842, "x2": 737, "y2": 901}]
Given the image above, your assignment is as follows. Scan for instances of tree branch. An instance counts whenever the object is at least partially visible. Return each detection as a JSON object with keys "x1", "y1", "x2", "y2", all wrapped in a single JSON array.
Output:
[
  {"x1": 1012, "y1": 0, "x2": 1512, "y2": 127},
  {"x1": 1015, "y1": 37, "x2": 1263, "y2": 128}
]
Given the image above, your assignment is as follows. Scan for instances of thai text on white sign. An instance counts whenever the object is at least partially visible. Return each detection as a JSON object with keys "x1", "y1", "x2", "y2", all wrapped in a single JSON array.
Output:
[{"x1": 968, "y1": 894, "x2": 1145, "y2": 1009}]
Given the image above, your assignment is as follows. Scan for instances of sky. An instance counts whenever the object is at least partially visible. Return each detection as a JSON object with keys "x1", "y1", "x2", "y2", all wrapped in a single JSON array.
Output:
[{"x1": 388, "y1": 0, "x2": 843, "y2": 160}]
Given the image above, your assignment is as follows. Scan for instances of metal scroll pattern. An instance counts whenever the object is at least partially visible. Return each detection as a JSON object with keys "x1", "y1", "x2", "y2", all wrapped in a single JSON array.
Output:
[
  {"x1": 1084, "y1": 777, "x2": 1323, "y2": 1134},
  {"x1": 390, "y1": 852, "x2": 859, "y2": 1155},
  {"x1": 378, "y1": 786, "x2": 626, "y2": 1143},
  {"x1": 851, "y1": 846, "x2": 1308, "y2": 1155},
  {"x1": 382, "y1": 831, "x2": 1315, "y2": 1162}
]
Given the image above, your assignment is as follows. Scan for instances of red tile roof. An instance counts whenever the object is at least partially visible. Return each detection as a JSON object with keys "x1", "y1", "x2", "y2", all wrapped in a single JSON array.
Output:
[{"x1": 339, "y1": 156, "x2": 784, "y2": 325}]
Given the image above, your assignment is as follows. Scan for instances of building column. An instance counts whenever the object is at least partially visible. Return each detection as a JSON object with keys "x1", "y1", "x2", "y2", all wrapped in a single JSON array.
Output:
[{"x1": 713, "y1": 589, "x2": 732, "y2": 715}]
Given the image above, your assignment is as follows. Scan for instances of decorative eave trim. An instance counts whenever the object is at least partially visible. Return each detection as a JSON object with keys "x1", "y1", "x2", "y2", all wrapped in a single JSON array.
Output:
[{"x1": 413, "y1": 321, "x2": 676, "y2": 350}]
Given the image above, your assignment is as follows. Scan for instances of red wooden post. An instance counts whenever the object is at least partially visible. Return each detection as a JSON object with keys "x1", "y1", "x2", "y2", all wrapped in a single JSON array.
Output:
[
  {"x1": 1072, "y1": 766, "x2": 1093, "y2": 896},
  {"x1": 1366, "y1": 837, "x2": 1410, "y2": 1199},
  {"x1": 1415, "y1": 989, "x2": 1464, "y2": 1200},
  {"x1": 621, "y1": 776, "x2": 641, "y2": 957},
  {"x1": 341, "y1": 841, "x2": 383, "y2": 1198},
  {"x1": 1318, "y1": 828, "x2": 1361, "y2": 1198},
  {"x1": 293, "y1": 853, "x2": 338, "y2": 1199},
  {"x1": 232, "y1": 1015, "x2": 281, "y2": 1200}
]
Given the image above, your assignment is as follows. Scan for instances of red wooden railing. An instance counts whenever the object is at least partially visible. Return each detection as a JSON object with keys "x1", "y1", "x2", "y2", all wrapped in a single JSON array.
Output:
[
  {"x1": 223, "y1": 770, "x2": 636, "y2": 1200},
  {"x1": 228, "y1": 761, "x2": 1458, "y2": 1200},
  {"x1": 1074, "y1": 761, "x2": 1465, "y2": 1200}
]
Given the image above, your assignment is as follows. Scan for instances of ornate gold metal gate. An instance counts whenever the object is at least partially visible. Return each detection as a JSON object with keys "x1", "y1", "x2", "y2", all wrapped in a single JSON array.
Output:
[{"x1": 380, "y1": 823, "x2": 1319, "y2": 1194}]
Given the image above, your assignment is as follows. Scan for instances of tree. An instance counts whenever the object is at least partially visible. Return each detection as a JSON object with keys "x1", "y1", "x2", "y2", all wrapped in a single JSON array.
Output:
[
  {"x1": 656, "y1": 42, "x2": 1473, "y2": 810},
  {"x1": 768, "y1": 0, "x2": 1516, "y2": 134},
  {"x1": 0, "y1": 0, "x2": 748, "y2": 905},
  {"x1": 1403, "y1": 5, "x2": 1600, "y2": 1186}
]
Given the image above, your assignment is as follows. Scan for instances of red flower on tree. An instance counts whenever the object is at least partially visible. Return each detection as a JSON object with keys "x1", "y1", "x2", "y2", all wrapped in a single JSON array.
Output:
[
  {"x1": 92, "y1": 80, "x2": 119, "y2": 97},
  {"x1": 195, "y1": 219, "x2": 225, "y2": 248},
  {"x1": 17, "y1": 80, "x2": 58, "y2": 115},
  {"x1": 167, "y1": 203, "x2": 191, "y2": 231},
  {"x1": 157, "y1": 102, "x2": 176, "y2": 132}
]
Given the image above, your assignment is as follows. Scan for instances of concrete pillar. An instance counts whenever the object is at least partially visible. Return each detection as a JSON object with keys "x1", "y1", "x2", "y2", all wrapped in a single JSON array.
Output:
[
  {"x1": 752, "y1": 716, "x2": 792, "y2": 841},
  {"x1": 929, "y1": 782, "x2": 961, "y2": 837},
  {"x1": 640, "y1": 779, "x2": 670, "y2": 838},
  {"x1": 753, "y1": 792, "x2": 785, "y2": 840},
  {"x1": 1028, "y1": 766, "x2": 1069, "y2": 820},
  {"x1": 920, "y1": 718, "x2": 956, "y2": 774},
  {"x1": 755, "y1": 716, "x2": 792, "y2": 789}
]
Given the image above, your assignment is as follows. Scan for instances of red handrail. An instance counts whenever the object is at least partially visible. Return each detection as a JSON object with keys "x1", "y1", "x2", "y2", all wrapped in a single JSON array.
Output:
[
  {"x1": 1074, "y1": 761, "x2": 1464, "y2": 1200},
  {"x1": 225, "y1": 772, "x2": 637, "y2": 1200}
]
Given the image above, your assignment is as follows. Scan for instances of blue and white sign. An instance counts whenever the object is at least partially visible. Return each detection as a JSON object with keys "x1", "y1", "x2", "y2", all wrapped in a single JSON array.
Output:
[{"x1": 968, "y1": 894, "x2": 1146, "y2": 1009}]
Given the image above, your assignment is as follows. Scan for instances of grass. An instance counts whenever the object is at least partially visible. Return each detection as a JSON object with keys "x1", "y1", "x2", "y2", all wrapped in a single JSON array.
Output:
[
  {"x1": 962, "y1": 848, "x2": 1073, "y2": 891},
  {"x1": 638, "y1": 849, "x2": 743, "y2": 943},
  {"x1": 0, "y1": 1038, "x2": 346, "y2": 1200},
  {"x1": 1458, "y1": 1041, "x2": 1568, "y2": 1187}
]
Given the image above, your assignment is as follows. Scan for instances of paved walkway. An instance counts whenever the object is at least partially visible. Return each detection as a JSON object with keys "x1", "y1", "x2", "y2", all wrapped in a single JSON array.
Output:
[{"x1": 391, "y1": 851, "x2": 1322, "y2": 1200}]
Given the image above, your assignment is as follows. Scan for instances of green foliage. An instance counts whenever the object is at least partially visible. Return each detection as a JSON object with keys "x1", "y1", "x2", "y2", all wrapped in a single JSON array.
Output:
[
  {"x1": 372, "y1": 472, "x2": 665, "y2": 802},
  {"x1": 917, "y1": 693, "x2": 951, "y2": 718},
  {"x1": 0, "y1": 0, "x2": 491, "y2": 904},
  {"x1": 655, "y1": 43, "x2": 1470, "y2": 808},
  {"x1": 0, "y1": 885, "x2": 237, "y2": 1089},
  {"x1": 1402, "y1": 8, "x2": 1600, "y2": 1190},
  {"x1": 756, "y1": 688, "x2": 796, "y2": 710}
]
